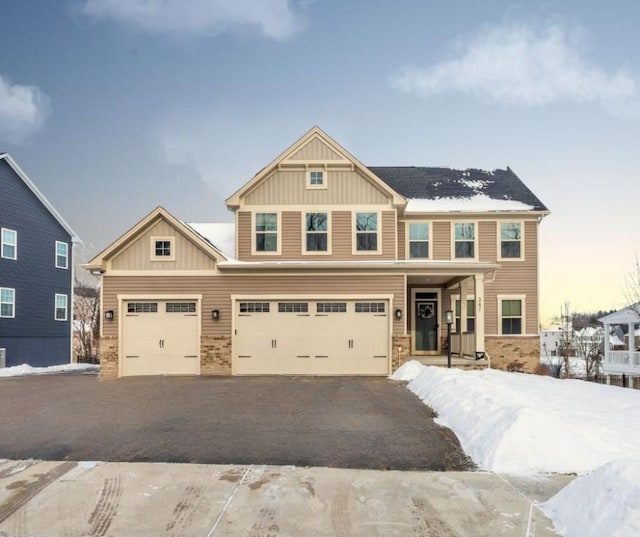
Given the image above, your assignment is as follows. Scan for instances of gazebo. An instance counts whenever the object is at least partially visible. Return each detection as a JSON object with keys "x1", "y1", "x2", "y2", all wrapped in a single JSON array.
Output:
[{"x1": 599, "y1": 305, "x2": 640, "y2": 374}]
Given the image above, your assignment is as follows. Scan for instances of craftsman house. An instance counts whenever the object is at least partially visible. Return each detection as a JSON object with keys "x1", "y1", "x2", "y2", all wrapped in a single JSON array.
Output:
[
  {"x1": 0, "y1": 153, "x2": 80, "y2": 367},
  {"x1": 86, "y1": 127, "x2": 549, "y2": 378}
]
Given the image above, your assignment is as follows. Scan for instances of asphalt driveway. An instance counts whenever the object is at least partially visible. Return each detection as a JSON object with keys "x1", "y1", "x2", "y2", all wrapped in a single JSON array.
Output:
[{"x1": 0, "y1": 375, "x2": 472, "y2": 471}]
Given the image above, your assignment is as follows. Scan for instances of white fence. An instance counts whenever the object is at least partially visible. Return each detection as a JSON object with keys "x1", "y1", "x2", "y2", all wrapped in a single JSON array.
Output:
[{"x1": 604, "y1": 351, "x2": 640, "y2": 374}]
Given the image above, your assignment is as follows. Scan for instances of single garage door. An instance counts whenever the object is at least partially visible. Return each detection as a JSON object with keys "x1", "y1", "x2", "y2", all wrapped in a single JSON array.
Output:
[
  {"x1": 121, "y1": 300, "x2": 199, "y2": 376},
  {"x1": 234, "y1": 299, "x2": 390, "y2": 375}
]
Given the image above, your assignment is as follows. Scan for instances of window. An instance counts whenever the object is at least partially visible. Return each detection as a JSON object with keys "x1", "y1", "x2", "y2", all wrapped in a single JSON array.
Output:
[
  {"x1": 316, "y1": 302, "x2": 346, "y2": 313},
  {"x1": 305, "y1": 212, "x2": 328, "y2": 252},
  {"x1": 454, "y1": 298, "x2": 475, "y2": 332},
  {"x1": 166, "y1": 302, "x2": 196, "y2": 313},
  {"x1": 308, "y1": 169, "x2": 325, "y2": 188},
  {"x1": 355, "y1": 302, "x2": 385, "y2": 313},
  {"x1": 500, "y1": 298, "x2": 523, "y2": 335},
  {"x1": 150, "y1": 236, "x2": 175, "y2": 261},
  {"x1": 500, "y1": 222, "x2": 523, "y2": 259},
  {"x1": 355, "y1": 212, "x2": 378, "y2": 252},
  {"x1": 278, "y1": 302, "x2": 308, "y2": 313},
  {"x1": 55, "y1": 293, "x2": 68, "y2": 321},
  {"x1": 255, "y1": 213, "x2": 278, "y2": 252},
  {"x1": 239, "y1": 302, "x2": 270, "y2": 313},
  {"x1": 127, "y1": 302, "x2": 158, "y2": 313},
  {"x1": 1, "y1": 229, "x2": 17, "y2": 260},
  {"x1": 454, "y1": 223, "x2": 475, "y2": 259},
  {"x1": 0, "y1": 288, "x2": 15, "y2": 318},
  {"x1": 55, "y1": 241, "x2": 68, "y2": 269},
  {"x1": 155, "y1": 240, "x2": 171, "y2": 257},
  {"x1": 408, "y1": 223, "x2": 429, "y2": 259}
]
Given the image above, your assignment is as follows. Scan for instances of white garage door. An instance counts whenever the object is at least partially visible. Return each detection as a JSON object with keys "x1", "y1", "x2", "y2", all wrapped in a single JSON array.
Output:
[
  {"x1": 121, "y1": 300, "x2": 199, "y2": 376},
  {"x1": 234, "y1": 299, "x2": 390, "y2": 375}
]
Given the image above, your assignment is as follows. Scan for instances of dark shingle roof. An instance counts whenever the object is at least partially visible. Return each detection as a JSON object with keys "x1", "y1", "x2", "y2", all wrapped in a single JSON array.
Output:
[{"x1": 368, "y1": 167, "x2": 548, "y2": 211}]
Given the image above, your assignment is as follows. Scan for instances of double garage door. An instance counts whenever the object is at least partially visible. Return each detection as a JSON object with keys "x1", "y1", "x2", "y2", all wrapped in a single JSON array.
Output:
[
  {"x1": 121, "y1": 300, "x2": 199, "y2": 377},
  {"x1": 234, "y1": 298, "x2": 390, "y2": 375}
]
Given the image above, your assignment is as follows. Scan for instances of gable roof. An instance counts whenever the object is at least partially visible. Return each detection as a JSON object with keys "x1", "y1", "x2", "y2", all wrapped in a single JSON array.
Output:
[
  {"x1": 368, "y1": 167, "x2": 549, "y2": 212},
  {"x1": 225, "y1": 126, "x2": 405, "y2": 208},
  {"x1": 0, "y1": 152, "x2": 81, "y2": 242},
  {"x1": 600, "y1": 305, "x2": 640, "y2": 325},
  {"x1": 84, "y1": 206, "x2": 227, "y2": 271}
]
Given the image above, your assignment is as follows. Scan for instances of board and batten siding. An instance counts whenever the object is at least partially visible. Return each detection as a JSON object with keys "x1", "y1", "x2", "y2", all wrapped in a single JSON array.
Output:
[
  {"x1": 102, "y1": 274, "x2": 406, "y2": 337},
  {"x1": 244, "y1": 169, "x2": 390, "y2": 206},
  {"x1": 237, "y1": 210, "x2": 397, "y2": 261},
  {"x1": 110, "y1": 219, "x2": 216, "y2": 271},
  {"x1": 288, "y1": 138, "x2": 344, "y2": 160}
]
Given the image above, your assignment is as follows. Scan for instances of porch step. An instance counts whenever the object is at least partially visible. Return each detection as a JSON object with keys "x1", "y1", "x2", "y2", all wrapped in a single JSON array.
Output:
[{"x1": 411, "y1": 355, "x2": 489, "y2": 370}]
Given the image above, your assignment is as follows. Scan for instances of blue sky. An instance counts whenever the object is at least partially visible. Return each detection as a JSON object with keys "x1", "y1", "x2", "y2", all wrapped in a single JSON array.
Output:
[{"x1": 1, "y1": 0, "x2": 639, "y2": 322}]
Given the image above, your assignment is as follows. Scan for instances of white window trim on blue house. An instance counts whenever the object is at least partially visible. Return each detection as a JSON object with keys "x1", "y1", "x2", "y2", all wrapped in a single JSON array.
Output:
[
  {"x1": 55, "y1": 293, "x2": 68, "y2": 321},
  {"x1": 1, "y1": 228, "x2": 17, "y2": 260},
  {"x1": 0, "y1": 287, "x2": 15, "y2": 318},
  {"x1": 55, "y1": 241, "x2": 69, "y2": 269}
]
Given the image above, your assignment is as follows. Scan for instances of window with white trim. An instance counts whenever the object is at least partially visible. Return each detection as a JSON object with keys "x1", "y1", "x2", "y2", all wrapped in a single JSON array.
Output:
[
  {"x1": 239, "y1": 302, "x2": 270, "y2": 313},
  {"x1": 55, "y1": 241, "x2": 68, "y2": 269},
  {"x1": 255, "y1": 213, "x2": 278, "y2": 252},
  {"x1": 150, "y1": 236, "x2": 175, "y2": 261},
  {"x1": 1, "y1": 229, "x2": 17, "y2": 260},
  {"x1": 128, "y1": 302, "x2": 158, "y2": 313},
  {"x1": 500, "y1": 222, "x2": 522, "y2": 259},
  {"x1": 305, "y1": 212, "x2": 328, "y2": 252},
  {"x1": 454, "y1": 298, "x2": 475, "y2": 332},
  {"x1": 408, "y1": 222, "x2": 429, "y2": 259},
  {"x1": 316, "y1": 302, "x2": 346, "y2": 313},
  {"x1": 500, "y1": 298, "x2": 523, "y2": 335},
  {"x1": 355, "y1": 302, "x2": 385, "y2": 313},
  {"x1": 166, "y1": 302, "x2": 196, "y2": 313},
  {"x1": 307, "y1": 169, "x2": 326, "y2": 188},
  {"x1": 0, "y1": 288, "x2": 15, "y2": 318},
  {"x1": 355, "y1": 212, "x2": 378, "y2": 252},
  {"x1": 278, "y1": 302, "x2": 309, "y2": 313},
  {"x1": 55, "y1": 293, "x2": 68, "y2": 321},
  {"x1": 454, "y1": 223, "x2": 475, "y2": 258}
]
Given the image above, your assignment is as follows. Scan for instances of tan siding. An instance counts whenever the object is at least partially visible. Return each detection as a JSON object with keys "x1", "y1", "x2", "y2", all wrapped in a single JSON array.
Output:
[
  {"x1": 432, "y1": 221, "x2": 451, "y2": 260},
  {"x1": 478, "y1": 221, "x2": 497, "y2": 262},
  {"x1": 397, "y1": 220, "x2": 406, "y2": 259},
  {"x1": 282, "y1": 211, "x2": 302, "y2": 258},
  {"x1": 110, "y1": 219, "x2": 216, "y2": 271},
  {"x1": 237, "y1": 211, "x2": 252, "y2": 260},
  {"x1": 288, "y1": 138, "x2": 343, "y2": 160},
  {"x1": 103, "y1": 274, "x2": 406, "y2": 337},
  {"x1": 244, "y1": 169, "x2": 390, "y2": 206}
]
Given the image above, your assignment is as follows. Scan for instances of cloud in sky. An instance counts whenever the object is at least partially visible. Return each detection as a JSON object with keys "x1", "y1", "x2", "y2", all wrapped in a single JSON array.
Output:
[
  {"x1": 390, "y1": 22, "x2": 640, "y2": 118},
  {"x1": 0, "y1": 74, "x2": 50, "y2": 144},
  {"x1": 82, "y1": 0, "x2": 303, "y2": 40}
]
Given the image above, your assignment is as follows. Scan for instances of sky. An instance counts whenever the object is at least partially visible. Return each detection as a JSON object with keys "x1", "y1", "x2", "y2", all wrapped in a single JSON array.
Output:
[{"x1": 1, "y1": 0, "x2": 639, "y2": 324}]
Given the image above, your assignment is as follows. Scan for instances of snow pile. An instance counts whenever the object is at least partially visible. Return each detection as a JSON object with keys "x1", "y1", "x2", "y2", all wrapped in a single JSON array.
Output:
[
  {"x1": 391, "y1": 361, "x2": 640, "y2": 474},
  {"x1": 405, "y1": 195, "x2": 533, "y2": 213},
  {"x1": 541, "y1": 459, "x2": 640, "y2": 537},
  {"x1": 0, "y1": 363, "x2": 99, "y2": 377}
]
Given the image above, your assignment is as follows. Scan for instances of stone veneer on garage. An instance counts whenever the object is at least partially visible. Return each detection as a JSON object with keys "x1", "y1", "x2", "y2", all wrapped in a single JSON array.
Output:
[
  {"x1": 485, "y1": 336, "x2": 540, "y2": 372},
  {"x1": 392, "y1": 335, "x2": 411, "y2": 371},
  {"x1": 99, "y1": 336, "x2": 118, "y2": 379},
  {"x1": 200, "y1": 336, "x2": 232, "y2": 375}
]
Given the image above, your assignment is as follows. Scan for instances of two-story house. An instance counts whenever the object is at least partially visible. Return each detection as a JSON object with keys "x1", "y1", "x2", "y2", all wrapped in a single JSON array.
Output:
[
  {"x1": 86, "y1": 127, "x2": 549, "y2": 378},
  {"x1": 0, "y1": 153, "x2": 80, "y2": 367}
]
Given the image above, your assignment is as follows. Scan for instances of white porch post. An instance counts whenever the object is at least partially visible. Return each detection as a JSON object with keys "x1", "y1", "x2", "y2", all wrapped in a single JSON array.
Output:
[
  {"x1": 603, "y1": 322, "x2": 610, "y2": 367},
  {"x1": 629, "y1": 323, "x2": 635, "y2": 352},
  {"x1": 459, "y1": 281, "x2": 467, "y2": 354},
  {"x1": 474, "y1": 273, "x2": 485, "y2": 355}
]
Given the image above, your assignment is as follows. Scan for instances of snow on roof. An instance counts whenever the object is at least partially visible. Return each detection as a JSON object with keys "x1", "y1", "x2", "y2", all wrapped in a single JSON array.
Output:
[
  {"x1": 405, "y1": 194, "x2": 534, "y2": 213},
  {"x1": 186, "y1": 223, "x2": 235, "y2": 260}
]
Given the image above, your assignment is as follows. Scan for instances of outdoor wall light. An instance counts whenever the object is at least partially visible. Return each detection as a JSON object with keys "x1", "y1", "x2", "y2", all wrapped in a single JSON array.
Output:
[
  {"x1": 444, "y1": 310, "x2": 454, "y2": 325},
  {"x1": 394, "y1": 308, "x2": 403, "y2": 320},
  {"x1": 104, "y1": 310, "x2": 114, "y2": 321},
  {"x1": 211, "y1": 309, "x2": 220, "y2": 320}
]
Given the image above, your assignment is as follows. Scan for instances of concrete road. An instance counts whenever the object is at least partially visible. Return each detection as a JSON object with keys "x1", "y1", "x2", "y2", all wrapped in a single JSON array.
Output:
[
  {"x1": 0, "y1": 460, "x2": 571, "y2": 537},
  {"x1": 0, "y1": 375, "x2": 471, "y2": 470}
]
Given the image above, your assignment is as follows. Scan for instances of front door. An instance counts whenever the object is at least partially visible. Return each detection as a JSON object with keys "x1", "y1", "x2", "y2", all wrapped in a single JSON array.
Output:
[{"x1": 412, "y1": 291, "x2": 440, "y2": 354}]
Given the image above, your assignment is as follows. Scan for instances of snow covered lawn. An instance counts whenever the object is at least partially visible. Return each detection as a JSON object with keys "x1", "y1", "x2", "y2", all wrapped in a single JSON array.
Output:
[
  {"x1": 0, "y1": 363, "x2": 99, "y2": 378},
  {"x1": 392, "y1": 362, "x2": 640, "y2": 536}
]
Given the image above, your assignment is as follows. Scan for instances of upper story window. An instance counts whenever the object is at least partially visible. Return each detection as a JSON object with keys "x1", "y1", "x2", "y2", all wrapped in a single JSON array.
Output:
[
  {"x1": 453, "y1": 223, "x2": 475, "y2": 259},
  {"x1": 255, "y1": 213, "x2": 278, "y2": 253},
  {"x1": 305, "y1": 212, "x2": 328, "y2": 253},
  {"x1": 307, "y1": 169, "x2": 326, "y2": 189},
  {"x1": 499, "y1": 222, "x2": 523, "y2": 259},
  {"x1": 355, "y1": 212, "x2": 378, "y2": 252},
  {"x1": 0, "y1": 288, "x2": 15, "y2": 318},
  {"x1": 150, "y1": 236, "x2": 175, "y2": 261},
  {"x1": 55, "y1": 241, "x2": 69, "y2": 269},
  {"x1": 500, "y1": 297, "x2": 524, "y2": 335},
  {"x1": 408, "y1": 222, "x2": 429, "y2": 259},
  {"x1": 1, "y1": 228, "x2": 17, "y2": 260},
  {"x1": 55, "y1": 293, "x2": 68, "y2": 321}
]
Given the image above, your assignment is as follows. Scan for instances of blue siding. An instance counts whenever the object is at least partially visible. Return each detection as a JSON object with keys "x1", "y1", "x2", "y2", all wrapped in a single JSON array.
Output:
[{"x1": 0, "y1": 159, "x2": 72, "y2": 366}]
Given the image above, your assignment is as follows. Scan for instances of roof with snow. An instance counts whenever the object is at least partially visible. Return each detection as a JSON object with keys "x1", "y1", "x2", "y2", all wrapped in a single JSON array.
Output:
[
  {"x1": 368, "y1": 167, "x2": 548, "y2": 212},
  {"x1": 186, "y1": 222, "x2": 235, "y2": 260}
]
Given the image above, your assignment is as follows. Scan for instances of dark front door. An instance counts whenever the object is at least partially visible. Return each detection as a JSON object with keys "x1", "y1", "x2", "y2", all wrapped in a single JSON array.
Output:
[{"x1": 414, "y1": 298, "x2": 439, "y2": 353}]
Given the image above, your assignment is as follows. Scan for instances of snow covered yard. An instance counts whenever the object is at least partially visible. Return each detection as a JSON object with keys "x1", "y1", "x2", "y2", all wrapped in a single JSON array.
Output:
[
  {"x1": 0, "y1": 363, "x2": 99, "y2": 378},
  {"x1": 392, "y1": 361, "x2": 640, "y2": 537}
]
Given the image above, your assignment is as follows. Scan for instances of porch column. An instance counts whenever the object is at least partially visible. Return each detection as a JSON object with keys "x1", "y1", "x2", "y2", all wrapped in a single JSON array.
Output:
[
  {"x1": 474, "y1": 273, "x2": 485, "y2": 355},
  {"x1": 603, "y1": 323, "x2": 610, "y2": 367},
  {"x1": 459, "y1": 281, "x2": 467, "y2": 355},
  {"x1": 629, "y1": 323, "x2": 635, "y2": 352}
]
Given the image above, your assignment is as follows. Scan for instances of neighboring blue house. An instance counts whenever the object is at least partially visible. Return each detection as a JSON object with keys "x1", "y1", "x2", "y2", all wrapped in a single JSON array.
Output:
[{"x1": 0, "y1": 153, "x2": 80, "y2": 368}]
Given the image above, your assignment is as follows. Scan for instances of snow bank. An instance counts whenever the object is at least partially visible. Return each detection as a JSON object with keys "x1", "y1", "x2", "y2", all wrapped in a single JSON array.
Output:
[
  {"x1": 0, "y1": 363, "x2": 99, "y2": 377},
  {"x1": 541, "y1": 459, "x2": 640, "y2": 537},
  {"x1": 391, "y1": 361, "x2": 640, "y2": 474}
]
